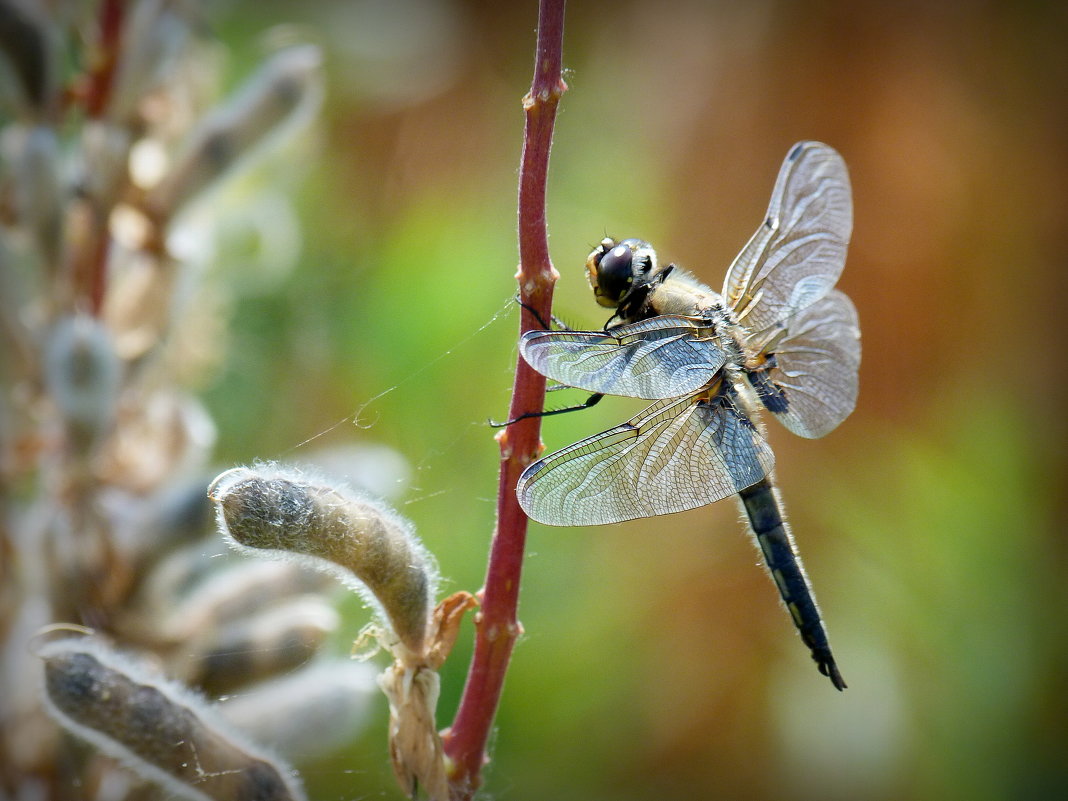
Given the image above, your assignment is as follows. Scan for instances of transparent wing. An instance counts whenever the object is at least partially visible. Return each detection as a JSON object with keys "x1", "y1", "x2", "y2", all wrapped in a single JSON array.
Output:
[
  {"x1": 519, "y1": 315, "x2": 727, "y2": 400},
  {"x1": 516, "y1": 391, "x2": 775, "y2": 526},
  {"x1": 722, "y1": 141, "x2": 852, "y2": 335},
  {"x1": 759, "y1": 290, "x2": 860, "y2": 439}
]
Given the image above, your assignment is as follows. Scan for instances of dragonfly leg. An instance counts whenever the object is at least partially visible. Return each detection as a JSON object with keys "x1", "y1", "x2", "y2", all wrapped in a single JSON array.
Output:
[
  {"x1": 488, "y1": 393, "x2": 604, "y2": 428},
  {"x1": 515, "y1": 295, "x2": 568, "y2": 331},
  {"x1": 739, "y1": 477, "x2": 846, "y2": 690}
]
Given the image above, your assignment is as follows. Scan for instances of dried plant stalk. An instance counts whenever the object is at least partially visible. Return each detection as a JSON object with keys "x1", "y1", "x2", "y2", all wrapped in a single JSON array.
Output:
[{"x1": 0, "y1": 4, "x2": 359, "y2": 799}]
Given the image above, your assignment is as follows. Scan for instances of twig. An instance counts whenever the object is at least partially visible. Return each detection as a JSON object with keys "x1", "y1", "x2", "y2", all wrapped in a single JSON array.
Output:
[
  {"x1": 69, "y1": 0, "x2": 127, "y2": 314},
  {"x1": 83, "y1": 0, "x2": 125, "y2": 118},
  {"x1": 441, "y1": 1, "x2": 566, "y2": 797}
]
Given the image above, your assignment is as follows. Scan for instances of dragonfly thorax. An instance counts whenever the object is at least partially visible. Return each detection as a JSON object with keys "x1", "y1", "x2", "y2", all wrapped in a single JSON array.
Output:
[{"x1": 645, "y1": 267, "x2": 726, "y2": 321}]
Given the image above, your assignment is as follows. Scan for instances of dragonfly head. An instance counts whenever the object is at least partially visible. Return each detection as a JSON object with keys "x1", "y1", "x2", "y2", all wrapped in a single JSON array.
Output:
[{"x1": 586, "y1": 237, "x2": 660, "y2": 309}]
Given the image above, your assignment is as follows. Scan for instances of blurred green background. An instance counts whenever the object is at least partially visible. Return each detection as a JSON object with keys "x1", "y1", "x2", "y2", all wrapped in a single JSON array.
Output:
[{"x1": 197, "y1": 1, "x2": 1067, "y2": 799}]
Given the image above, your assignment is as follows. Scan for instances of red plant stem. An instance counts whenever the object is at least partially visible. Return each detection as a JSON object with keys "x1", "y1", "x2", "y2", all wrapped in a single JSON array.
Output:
[
  {"x1": 85, "y1": 0, "x2": 126, "y2": 118},
  {"x1": 71, "y1": 0, "x2": 127, "y2": 315},
  {"x1": 441, "y1": 1, "x2": 566, "y2": 797}
]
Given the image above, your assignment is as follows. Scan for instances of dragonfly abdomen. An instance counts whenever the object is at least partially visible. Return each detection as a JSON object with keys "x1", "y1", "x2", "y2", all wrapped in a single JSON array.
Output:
[
  {"x1": 739, "y1": 478, "x2": 846, "y2": 690},
  {"x1": 746, "y1": 365, "x2": 789, "y2": 414}
]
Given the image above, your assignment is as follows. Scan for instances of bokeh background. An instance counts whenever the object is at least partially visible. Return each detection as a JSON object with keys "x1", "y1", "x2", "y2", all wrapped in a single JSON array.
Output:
[{"x1": 196, "y1": 1, "x2": 1067, "y2": 799}]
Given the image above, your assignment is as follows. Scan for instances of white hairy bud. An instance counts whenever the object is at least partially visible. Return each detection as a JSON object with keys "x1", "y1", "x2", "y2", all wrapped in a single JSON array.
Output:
[
  {"x1": 38, "y1": 637, "x2": 306, "y2": 801},
  {"x1": 209, "y1": 463, "x2": 437, "y2": 664}
]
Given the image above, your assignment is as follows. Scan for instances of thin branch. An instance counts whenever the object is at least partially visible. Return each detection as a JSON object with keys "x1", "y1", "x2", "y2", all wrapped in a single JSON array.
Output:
[
  {"x1": 69, "y1": 0, "x2": 128, "y2": 314},
  {"x1": 83, "y1": 0, "x2": 126, "y2": 119},
  {"x1": 441, "y1": 1, "x2": 566, "y2": 797}
]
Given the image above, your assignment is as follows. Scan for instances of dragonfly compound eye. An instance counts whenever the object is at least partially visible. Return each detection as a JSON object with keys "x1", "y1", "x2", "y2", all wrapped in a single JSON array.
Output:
[{"x1": 588, "y1": 243, "x2": 635, "y2": 307}]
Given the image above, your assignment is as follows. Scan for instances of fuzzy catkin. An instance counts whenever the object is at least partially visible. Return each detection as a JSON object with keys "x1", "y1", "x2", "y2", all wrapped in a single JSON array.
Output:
[
  {"x1": 40, "y1": 639, "x2": 305, "y2": 801},
  {"x1": 145, "y1": 45, "x2": 322, "y2": 221},
  {"x1": 210, "y1": 466, "x2": 437, "y2": 661},
  {"x1": 181, "y1": 596, "x2": 340, "y2": 694},
  {"x1": 43, "y1": 315, "x2": 121, "y2": 449},
  {"x1": 218, "y1": 660, "x2": 377, "y2": 760}
]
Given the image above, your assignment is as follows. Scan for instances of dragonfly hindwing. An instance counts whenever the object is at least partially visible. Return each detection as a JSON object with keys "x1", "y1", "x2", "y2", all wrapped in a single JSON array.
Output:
[
  {"x1": 754, "y1": 290, "x2": 860, "y2": 439},
  {"x1": 516, "y1": 390, "x2": 774, "y2": 526}
]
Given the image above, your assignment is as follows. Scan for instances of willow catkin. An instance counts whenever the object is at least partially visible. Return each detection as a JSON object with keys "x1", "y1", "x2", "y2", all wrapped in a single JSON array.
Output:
[
  {"x1": 2, "y1": 124, "x2": 62, "y2": 256},
  {"x1": 173, "y1": 595, "x2": 339, "y2": 695},
  {"x1": 43, "y1": 314, "x2": 121, "y2": 452},
  {"x1": 39, "y1": 638, "x2": 305, "y2": 801},
  {"x1": 144, "y1": 45, "x2": 322, "y2": 222},
  {"x1": 105, "y1": 0, "x2": 193, "y2": 124},
  {"x1": 208, "y1": 464, "x2": 438, "y2": 663},
  {"x1": 218, "y1": 660, "x2": 377, "y2": 760},
  {"x1": 152, "y1": 558, "x2": 334, "y2": 642}
]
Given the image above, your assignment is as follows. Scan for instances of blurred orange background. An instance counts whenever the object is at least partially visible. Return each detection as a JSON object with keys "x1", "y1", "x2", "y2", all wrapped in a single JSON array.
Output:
[{"x1": 203, "y1": 2, "x2": 1068, "y2": 799}]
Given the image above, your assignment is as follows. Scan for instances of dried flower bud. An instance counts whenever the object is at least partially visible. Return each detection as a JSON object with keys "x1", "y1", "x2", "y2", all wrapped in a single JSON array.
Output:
[
  {"x1": 182, "y1": 596, "x2": 340, "y2": 695},
  {"x1": 209, "y1": 464, "x2": 437, "y2": 664},
  {"x1": 43, "y1": 314, "x2": 121, "y2": 450},
  {"x1": 145, "y1": 45, "x2": 322, "y2": 221},
  {"x1": 379, "y1": 664, "x2": 448, "y2": 801},
  {"x1": 39, "y1": 637, "x2": 306, "y2": 801},
  {"x1": 378, "y1": 592, "x2": 475, "y2": 801},
  {"x1": 218, "y1": 660, "x2": 377, "y2": 760}
]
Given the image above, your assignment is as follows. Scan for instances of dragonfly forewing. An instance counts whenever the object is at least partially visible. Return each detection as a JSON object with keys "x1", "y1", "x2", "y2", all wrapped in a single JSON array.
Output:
[
  {"x1": 520, "y1": 316, "x2": 727, "y2": 400},
  {"x1": 722, "y1": 141, "x2": 852, "y2": 335},
  {"x1": 517, "y1": 392, "x2": 775, "y2": 526}
]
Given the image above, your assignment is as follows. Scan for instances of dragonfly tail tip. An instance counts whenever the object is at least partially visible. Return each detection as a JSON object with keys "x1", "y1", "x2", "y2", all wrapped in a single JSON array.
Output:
[{"x1": 823, "y1": 661, "x2": 847, "y2": 691}]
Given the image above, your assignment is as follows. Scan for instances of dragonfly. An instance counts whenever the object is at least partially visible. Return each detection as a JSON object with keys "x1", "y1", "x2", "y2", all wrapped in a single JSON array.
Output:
[{"x1": 516, "y1": 141, "x2": 859, "y2": 690}]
